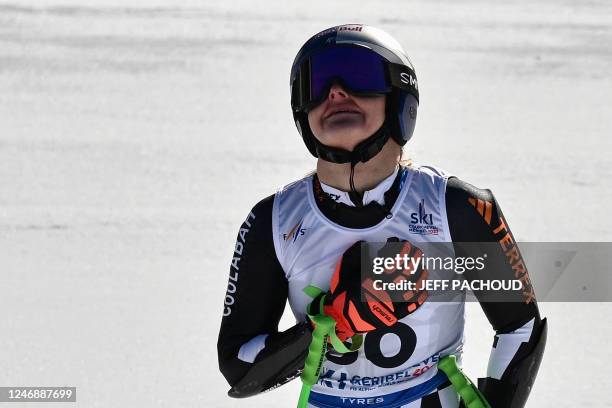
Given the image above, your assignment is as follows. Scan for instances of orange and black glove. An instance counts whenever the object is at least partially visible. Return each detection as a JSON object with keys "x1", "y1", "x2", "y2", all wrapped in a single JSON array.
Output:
[{"x1": 308, "y1": 238, "x2": 428, "y2": 341}]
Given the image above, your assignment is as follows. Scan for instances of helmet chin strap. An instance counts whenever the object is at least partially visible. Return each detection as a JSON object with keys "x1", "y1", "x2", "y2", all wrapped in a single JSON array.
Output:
[
  {"x1": 312, "y1": 119, "x2": 391, "y2": 207},
  {"x1": 312, "y1": 118, "x2": 391, "y2": 165}
]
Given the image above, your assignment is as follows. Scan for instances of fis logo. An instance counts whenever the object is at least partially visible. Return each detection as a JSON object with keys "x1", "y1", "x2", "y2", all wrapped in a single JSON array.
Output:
[
  {"x1": 283, "y1": 219, "x2": 307, "y2": 242},
  {"x1": 409, "y1": 200, "x2": 439, "y2": 235}
]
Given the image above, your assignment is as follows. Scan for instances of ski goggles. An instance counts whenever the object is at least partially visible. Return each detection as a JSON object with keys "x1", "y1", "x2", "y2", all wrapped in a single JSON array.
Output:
[{"x1": 291, "y1": 45, "x2": 419, "y2": 112}]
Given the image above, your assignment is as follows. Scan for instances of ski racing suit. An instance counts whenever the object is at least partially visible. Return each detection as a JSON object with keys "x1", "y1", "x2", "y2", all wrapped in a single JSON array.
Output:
[{"x1": 218, "y1": 165, "x2": 547, "y2": 408}]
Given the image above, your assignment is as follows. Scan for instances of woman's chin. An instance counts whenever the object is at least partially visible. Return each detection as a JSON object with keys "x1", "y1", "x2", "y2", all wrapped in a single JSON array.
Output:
[
  {"x1": 319, "y1": 138, "x2": 364, "y2": 152},
  {"x1": 318, "y1": 129, "x2": 374, "y2": 151}
]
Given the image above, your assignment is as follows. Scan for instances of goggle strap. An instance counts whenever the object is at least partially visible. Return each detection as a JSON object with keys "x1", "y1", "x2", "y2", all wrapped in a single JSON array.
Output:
[
  {"x1": 300, "y1": 60, "x2": 311, "y2": 105},
  {"x1": 388, "y1": 63, "x2": 419, "y2": 101}
]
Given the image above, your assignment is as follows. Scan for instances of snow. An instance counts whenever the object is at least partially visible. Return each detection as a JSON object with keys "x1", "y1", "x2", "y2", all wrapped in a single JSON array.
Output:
[{"x1": 1, "y1": 1, "x2": 611, "y2": 406}]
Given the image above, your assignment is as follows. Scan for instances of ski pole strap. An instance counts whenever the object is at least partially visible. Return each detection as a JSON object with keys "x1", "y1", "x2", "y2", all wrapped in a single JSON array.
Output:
[
  {"x1": 298, "y1": 286, "x2": 362, "y2": 408},
  {"x1": 438, "y1": 355, "x2": 492, "y2": 408}
]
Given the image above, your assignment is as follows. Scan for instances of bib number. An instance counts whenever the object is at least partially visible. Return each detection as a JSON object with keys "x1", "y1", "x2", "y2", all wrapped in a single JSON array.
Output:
[{"x1": 326, "y1": 322, "x2": 417, "y2": 369}]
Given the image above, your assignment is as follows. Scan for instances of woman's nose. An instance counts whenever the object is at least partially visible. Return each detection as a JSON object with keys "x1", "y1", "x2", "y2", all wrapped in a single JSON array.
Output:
[{"x1": 328, "y1": 83, "x2": 349, "y2": 101}]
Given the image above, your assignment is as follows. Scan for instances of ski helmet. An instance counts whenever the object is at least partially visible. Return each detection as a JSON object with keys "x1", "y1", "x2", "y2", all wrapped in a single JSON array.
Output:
[{"x1": 290, "y1": 24, "x2": 419, "y2": 164}]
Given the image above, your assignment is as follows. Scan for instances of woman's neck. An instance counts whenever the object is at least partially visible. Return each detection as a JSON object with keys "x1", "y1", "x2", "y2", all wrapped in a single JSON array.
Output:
[{"x1": 316, "y1": 139, "x2": 402, "y2": 192}]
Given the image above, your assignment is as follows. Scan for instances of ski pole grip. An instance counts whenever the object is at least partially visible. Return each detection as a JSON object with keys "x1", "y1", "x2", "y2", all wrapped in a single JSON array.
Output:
[
  {"x1": 438, "y1": 355, "x2": 491, "y2": 408},
  {"x1": 298, "y1": 286, "x2": 362, "y2": 408},
  {"x1": 301, "y1": 315, "x2": 333, "y2": 386}
]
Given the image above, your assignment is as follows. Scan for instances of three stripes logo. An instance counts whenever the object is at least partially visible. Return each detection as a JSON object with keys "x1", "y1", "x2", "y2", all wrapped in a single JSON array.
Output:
[{"x1": 467, "y1": 197, "x2": 493, "y2": 225}]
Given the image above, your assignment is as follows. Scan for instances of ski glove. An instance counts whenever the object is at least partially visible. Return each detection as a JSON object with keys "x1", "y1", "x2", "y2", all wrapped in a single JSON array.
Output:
[{"x1": 309, "y1": 238, "x2": 429, "y2": 341}]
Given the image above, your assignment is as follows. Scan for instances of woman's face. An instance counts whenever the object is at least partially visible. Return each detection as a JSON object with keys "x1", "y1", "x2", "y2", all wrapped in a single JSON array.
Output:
[{"x1": 307, "y1": 83, "x2": 386, "y2": 151}]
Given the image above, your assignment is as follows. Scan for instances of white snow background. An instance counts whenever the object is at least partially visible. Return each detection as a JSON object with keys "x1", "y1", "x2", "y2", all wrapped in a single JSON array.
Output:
[{"x1": 1, "y1": 0, "x2": 611, "y2": 407}]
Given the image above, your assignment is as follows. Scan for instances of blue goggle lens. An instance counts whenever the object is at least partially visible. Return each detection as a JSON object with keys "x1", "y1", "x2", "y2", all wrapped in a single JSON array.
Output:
[{"x1": 304, "y1": 46, "x2": 391, "y2": 108}]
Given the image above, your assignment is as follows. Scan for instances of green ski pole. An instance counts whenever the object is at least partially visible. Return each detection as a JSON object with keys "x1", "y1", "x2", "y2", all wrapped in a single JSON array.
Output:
[
  {"x1": 297, "y1": 312, "x2": 333, "y2": 408},
  {"x1": 438, "y1": 355, "x2": 491, "y2": 408},
  {"x1": 298, "y1": 286, "x2": 362, "y2": 408}
]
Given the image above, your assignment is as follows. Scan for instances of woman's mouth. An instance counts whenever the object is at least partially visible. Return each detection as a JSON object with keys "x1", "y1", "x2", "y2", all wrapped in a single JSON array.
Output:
[{"x1": 325, "y1": 107, "x2": 362, "y2": 120}]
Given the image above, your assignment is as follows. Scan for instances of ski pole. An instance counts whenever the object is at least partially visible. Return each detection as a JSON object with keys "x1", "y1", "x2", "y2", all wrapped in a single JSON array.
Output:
[
  {"x1": 438, "y1": 355, "x2": 491, "y2": 408},
  {"x1": 297, "y1": 312, "x2": 334, "y2": 408},
  {"x1": 298, "y1": 286, "x2": 362, "y2": 408}
]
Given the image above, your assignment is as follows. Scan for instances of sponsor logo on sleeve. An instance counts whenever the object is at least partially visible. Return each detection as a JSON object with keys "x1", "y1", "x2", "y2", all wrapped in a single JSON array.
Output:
[
  {"x1": 467, "y1": 196, "x2": 536, "y2": 304},
  {"x1": 223, "y1": 211, "x2": 255, "y2": 316}
]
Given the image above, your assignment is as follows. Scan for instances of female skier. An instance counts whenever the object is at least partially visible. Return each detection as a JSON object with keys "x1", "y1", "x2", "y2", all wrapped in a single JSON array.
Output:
[{"x1": 218, "y1": 24, "x2": 546, "y2": 408}]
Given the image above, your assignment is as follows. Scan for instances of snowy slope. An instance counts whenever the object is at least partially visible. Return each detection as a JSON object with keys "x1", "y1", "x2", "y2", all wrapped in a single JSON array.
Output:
[{"x1": 0, "y1": 1, "x2": 611, "y2": 406}]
